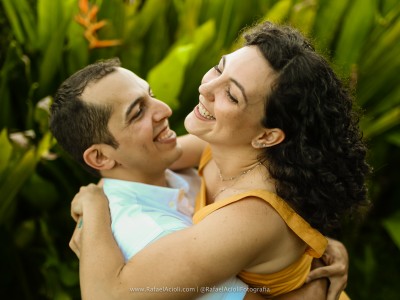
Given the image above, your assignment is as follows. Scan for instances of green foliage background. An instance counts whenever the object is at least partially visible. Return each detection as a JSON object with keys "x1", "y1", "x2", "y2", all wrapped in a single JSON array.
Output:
[{"x1": 0, "y1": 0, "x2": 399, "y2": 299}]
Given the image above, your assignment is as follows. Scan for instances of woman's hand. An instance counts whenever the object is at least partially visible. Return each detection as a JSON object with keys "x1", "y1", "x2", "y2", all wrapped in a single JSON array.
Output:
[
  {"x1": 70, "y1": 218, "x2": 83, "y2": 258},
  {"x1": 69, "y1": 184, "x2": 108, "y2": 258},
  {"x1": 70, "y1": 183, "x2": 105, "y2": 221},
  {"x1": 307, "y1": 238, "x2": 349, "y2": 300}
]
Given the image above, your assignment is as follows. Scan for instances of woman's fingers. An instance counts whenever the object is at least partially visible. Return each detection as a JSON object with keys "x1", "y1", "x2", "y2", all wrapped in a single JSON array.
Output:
[{"x1": 69, "y1": 217, "x2": 83, "y2": 259}]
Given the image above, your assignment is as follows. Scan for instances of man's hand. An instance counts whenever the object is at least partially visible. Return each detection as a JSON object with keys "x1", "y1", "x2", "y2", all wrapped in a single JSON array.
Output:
[{"x1": 307, "y1": 238, "x2": 349, "y2": 300}]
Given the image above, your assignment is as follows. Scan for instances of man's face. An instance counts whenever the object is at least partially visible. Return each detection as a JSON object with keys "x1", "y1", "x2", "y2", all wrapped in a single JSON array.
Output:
[{"x1": 82, "y1": 67, "x2": 182, "y2": 181}]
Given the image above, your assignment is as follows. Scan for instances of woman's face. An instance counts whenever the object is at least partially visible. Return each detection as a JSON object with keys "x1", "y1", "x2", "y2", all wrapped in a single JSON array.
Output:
[{"x1": 185, "y1": 46, "x2": 278, "y2": 147}]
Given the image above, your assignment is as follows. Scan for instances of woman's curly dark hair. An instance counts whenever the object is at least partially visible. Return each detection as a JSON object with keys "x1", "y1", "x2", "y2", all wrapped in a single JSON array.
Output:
[{"x1": 244, "y1": 22, "x2": 371, "y2": 235}]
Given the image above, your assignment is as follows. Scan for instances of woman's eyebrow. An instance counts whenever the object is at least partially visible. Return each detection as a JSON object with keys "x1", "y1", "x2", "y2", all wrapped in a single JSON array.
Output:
[{"x1": 222, "y1": 55, "x2": 248, "y2": 103}]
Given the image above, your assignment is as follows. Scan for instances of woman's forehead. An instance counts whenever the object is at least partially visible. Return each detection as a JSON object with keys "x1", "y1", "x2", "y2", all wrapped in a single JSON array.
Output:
[{"x1": 224, "y1": 46, "x2": 277, "y2": 99}]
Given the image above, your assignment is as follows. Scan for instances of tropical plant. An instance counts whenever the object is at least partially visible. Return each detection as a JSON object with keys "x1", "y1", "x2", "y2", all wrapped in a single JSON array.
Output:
[{"x1": 0, "y1": 0, "x2": 399, "y2": 299}]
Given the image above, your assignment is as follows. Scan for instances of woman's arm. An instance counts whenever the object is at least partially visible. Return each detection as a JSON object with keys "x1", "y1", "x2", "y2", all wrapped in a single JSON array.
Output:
[
  {"x1": 70, "y1": 186, "x2": 348, "y2": 300},
  {"x1": 169, "y1": 134, "x2": 208, "y2": 170},
  {"x1": 70, "y1": 186, "x2": 125, "y2": 299},
  {"x1": 70, "y1": 185, "x2": 285, "y2": 300}
]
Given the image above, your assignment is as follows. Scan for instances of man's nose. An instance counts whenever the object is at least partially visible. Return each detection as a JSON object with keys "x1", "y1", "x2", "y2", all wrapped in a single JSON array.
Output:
[{"x1": 153, "y1": 99, "x2": 172, "y2": 122}]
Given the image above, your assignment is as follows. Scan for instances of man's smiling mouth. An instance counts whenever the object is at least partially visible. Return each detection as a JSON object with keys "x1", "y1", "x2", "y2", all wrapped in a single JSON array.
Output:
[{"x1": 154, "y1": 126, "x2": 176, "y2": 142}]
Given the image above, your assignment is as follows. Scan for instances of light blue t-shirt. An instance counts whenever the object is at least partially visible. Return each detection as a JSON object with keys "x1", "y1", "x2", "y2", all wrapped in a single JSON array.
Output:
[{"x1": 103, "y1": 169, "x2": 247, "y2": 299}]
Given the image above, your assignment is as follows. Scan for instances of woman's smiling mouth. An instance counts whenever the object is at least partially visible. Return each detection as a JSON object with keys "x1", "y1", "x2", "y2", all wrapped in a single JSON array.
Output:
[{"x1": 196, "y1": 102, "x2": 216, "y2": 120}]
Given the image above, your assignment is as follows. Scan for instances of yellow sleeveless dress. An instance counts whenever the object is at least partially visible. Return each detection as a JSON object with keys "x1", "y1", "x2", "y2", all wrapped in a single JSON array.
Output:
[{"x1": 193, "y1": 146, "x2": 350, "y2": 299}]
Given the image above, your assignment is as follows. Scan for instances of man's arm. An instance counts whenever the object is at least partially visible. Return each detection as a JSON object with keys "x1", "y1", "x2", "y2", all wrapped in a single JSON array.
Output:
[
  {"x1": 274, "y1": 239, "x2": 349, "y2": 300},
  {"x1": 307, "y1": 238, "x2": 349, "y2": 300},
  {"x1": 273, "y1": 279, "x2": 328, "y2": 300}
]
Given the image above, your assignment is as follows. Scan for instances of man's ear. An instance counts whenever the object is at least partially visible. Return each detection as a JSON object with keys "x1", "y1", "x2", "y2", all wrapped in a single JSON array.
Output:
[
  {"x1": 251, "y1": 128, "x2": 285, "y2": 149},
  {"x1": 83, "y1": 145, "x2": 116, "y2": 171}
]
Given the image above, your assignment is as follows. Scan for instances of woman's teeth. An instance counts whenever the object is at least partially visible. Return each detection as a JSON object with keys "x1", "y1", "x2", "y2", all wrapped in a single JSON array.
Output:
[{"x1": 198, "y1": 103, "x2": 215, "y2": 120}]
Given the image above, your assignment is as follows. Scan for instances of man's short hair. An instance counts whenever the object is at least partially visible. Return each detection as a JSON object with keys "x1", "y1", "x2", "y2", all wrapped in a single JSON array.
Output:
[{"x1": 50, "y1": 58, "x2": 121, "y2": 176}]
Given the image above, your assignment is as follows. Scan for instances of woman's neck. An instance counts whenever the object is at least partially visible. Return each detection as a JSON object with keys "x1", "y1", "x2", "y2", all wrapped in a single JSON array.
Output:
[{"x1": 209, "y1": 144, "x2": 263, "y2": 180}]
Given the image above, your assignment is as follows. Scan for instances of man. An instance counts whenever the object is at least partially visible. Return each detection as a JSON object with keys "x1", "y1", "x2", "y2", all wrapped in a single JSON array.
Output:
[{"x1": 50, "y1": 58, "x2": 346, "y2": 299}]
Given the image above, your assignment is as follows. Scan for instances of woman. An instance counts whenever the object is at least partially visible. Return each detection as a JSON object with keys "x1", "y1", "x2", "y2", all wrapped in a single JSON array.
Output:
[{"x1": 70, "y1": 22, "x2": 368, "y2": 299}]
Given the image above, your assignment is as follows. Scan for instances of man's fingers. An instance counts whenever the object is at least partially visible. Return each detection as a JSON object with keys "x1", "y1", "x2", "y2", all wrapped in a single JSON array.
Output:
[
  {"x1": 327, "y1": 280, "x2": 346, "y2": 300},
  {"x1": 327, "y1": 290, "x2": 340, "y2": 300}
]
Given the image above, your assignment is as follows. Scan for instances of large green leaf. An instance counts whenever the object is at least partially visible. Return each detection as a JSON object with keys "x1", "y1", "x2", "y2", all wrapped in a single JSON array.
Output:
[
  {"x1": 2, "y1": 0, "x2": 37, "y2": 48},
  {"x1": 147, "y1": 44, "x2": 194, "y2": 109},
  {"x1": 15, "y1": 0, "x2": 36, "y2": 47},
  {"x1": 123, "y1": 0, "x2": 168, "y2": 40},
  {"x1": 0, "y1": 132, "x2": 53, "y2": 224},
  {"x1": 147, "y1": 20, "x2": 215, "y2": 109},
  {"x1": 313, "y1": 0, "x2": 349, "y2": 51},
  {"x1": 289, "y1": 0, "x2": 318, "y2": 36},
  {"x1": 262, "y1": 0, "x2": 292, "y2": 23},
  {"x1": 0, "y1": 129, "x2": 12, "y2": 176},
  {"x1": 386, "y1": 131, "x2": 400, "y2": 147},
  {"x1": 38, "y1": 0, "x2": 73, "y2": 98},
  {"x1": 37, "y1": 0, "x2": 74, "y2": 49},
  {"x1": 0, "y1": 41, "x2": 20, "y2": 128},
  {"x1": 66, "y1": 19, "x2": 90, "y2": 75},
  {"x1": 0, "y1": 148, "x2": 36, "y2": 224},
  {"x1": 362, "y1": 10, "x2": 400, "y2": 70},
  {"x1": 186, "y1": 20, "x2": 216, "y2": 60},
  {"x1": 382, "y1": 212, "x2": 400, "y2": 250},
  {"x1": 362, "y1": 106, "x2": 400, "y2": 139},
  {"x1": 1, "y1": 0, "x2": 25, "y2": 43},
  {"x1": 334, "y1": 0, "x2": 376, "y2": 72}
]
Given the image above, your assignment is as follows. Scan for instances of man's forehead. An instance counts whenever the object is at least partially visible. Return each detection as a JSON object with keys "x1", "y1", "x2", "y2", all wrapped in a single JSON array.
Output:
[
  {"x1": 118, "y1": 67, "x2": 149, "y2": 89},
  {"x1": 81, "y1": 67, "x2": 148, "y2": 104}
]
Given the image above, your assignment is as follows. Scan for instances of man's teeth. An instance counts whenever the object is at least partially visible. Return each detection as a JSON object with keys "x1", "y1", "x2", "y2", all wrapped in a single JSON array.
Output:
[
  {"x1": 198, "y1": 103, "x2": 215, "y2": 120},
  {"x1": 156, "y1": 128, "x2": 174, "y2": 141}
]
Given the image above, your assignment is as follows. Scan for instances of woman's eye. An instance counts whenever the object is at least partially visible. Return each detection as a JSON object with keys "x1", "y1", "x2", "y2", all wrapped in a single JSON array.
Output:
[
  {"x1": 213, "y1": 65, "x2": 222, "y2": 74},
  {"x1": 226, "y1": 89, "x2": 238, "y2": 104}
]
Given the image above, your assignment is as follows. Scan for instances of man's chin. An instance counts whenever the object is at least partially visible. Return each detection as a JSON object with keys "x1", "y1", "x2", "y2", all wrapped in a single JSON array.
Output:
[{"x1": 173, "y1": 145, "x2": 184, "y2": 162}]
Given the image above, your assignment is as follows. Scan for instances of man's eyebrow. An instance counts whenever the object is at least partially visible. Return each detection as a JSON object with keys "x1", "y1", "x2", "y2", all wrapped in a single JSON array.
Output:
[
  {"x1": 222, "y1": 55, "x2": 248, "y2": 103},
  {"x1": 125, "y1": 84, "x2": 151, "y2": 122},
  {"x1": 124, "y1": 97, "x2": 142, "y2": 122}
]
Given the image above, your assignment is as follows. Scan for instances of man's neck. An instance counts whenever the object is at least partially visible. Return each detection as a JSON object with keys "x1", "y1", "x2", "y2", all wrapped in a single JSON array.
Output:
[{"x1": 101, "y1": 169, "x2": 168, "y2": 187}]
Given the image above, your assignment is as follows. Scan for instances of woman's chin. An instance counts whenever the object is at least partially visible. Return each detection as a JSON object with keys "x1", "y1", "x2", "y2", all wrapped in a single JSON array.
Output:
[{"x1": 184, "y1": 112, "x2": 208, "y2": 137}]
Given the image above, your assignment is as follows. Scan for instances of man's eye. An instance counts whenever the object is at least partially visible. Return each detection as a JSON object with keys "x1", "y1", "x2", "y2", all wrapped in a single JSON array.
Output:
[
  {"x1": 130, "y1": 106, "x2": 144, "y2": 122},
  {"x1": 133, "y1": 107, "x2": 142, "y2": 118}
]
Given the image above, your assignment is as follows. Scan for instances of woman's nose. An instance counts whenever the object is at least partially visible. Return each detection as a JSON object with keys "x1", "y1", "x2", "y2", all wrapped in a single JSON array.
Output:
[{"x1": 199, "y1": 81, "x2": 215, "y2": 102}]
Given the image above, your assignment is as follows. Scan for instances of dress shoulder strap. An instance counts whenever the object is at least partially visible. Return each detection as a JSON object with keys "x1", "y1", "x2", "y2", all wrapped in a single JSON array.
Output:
[{"x1": 193, "y1": 190, "x2": 327, "y2": 257}]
